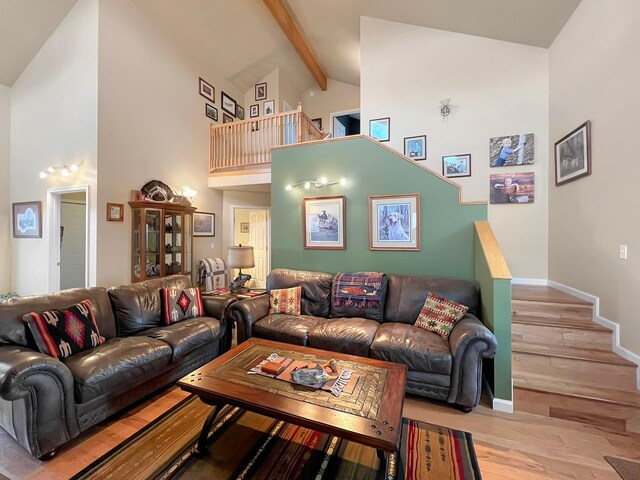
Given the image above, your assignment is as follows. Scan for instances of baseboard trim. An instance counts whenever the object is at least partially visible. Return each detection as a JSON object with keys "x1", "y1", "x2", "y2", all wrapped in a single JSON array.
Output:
[
  {"x1": 511, "y1": 278, "x2": 548, "y2": 286},
  {"x1": 548, "y1": 280, "x2": 640, "y2": 389},
  {"x1": 492, "y1": 398, "x2": 514, "y2": 413}
]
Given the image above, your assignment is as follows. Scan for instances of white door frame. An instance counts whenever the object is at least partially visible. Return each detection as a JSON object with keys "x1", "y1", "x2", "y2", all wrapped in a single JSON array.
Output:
[
  {"x1": 229, "y1": 204, "x2": 271, "y2": 276},
  {"x1": 47, "y1": 185, "x2": 90, "y2": 291},
  {"x1": 329, "y1": 108, "x2": 360, "y2": 137}
]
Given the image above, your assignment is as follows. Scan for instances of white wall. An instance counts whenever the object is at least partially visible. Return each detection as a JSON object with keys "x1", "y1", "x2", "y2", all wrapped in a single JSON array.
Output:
[
  {"x1": 301, "y1": 79, "x2": 360, "y2": 134},
  {"x1": 0, "y1": 85, "x2": 10, "y2": 292},
  {"x1": 97, "y1": 0, "x2": 246, "y2": 287},
  {"x1": 10, "y1": 0, "x2": 98, "y2": 295},
  {"x1": 360, "y1": 17, "x2": 549, "y2": 279},
  {"x1": 549, "y1": 0, "x2": 640, "y2": 354}
]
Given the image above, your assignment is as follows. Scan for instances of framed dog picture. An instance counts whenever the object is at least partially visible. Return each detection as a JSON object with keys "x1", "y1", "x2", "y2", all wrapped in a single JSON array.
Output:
[
  {"x1": 369, "y1": 194, "x2": 420, "y2": 251},
  {"x1": 303, "y1": 196, "x2": 346, "y2": 250},
  {"x1": 555, "y1": 120, "x2": 591, "y2": 185}
]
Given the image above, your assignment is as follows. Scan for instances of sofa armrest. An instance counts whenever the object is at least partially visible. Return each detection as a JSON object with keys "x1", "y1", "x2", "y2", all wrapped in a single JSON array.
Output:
[
  {"x1": 0, "y1": 345, "x2": 79, "y2": 457},
  {"x1": 446, "y1": 315, "x2": 498, "y2": 408},
  {"x1": 202, "y1": 295, "x2": 237, "y2": 320},
  {"x1": 229, "y1": 295, "x2": 270, "y2": 343}
]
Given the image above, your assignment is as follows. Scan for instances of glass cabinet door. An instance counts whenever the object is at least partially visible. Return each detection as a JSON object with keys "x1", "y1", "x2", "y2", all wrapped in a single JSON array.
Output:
[
  {"x1": 184, "y1": 213, "x2": 192, "y2": 274},
  {"x1": 132, "y1": 209, "x2": 142, "y2": 280},
  {"x1": 164, "y1": 211, "x2": 182, "y2": 275},
  {"x1": 145, "y1": 209, "x2": 162, "y2": 278}
]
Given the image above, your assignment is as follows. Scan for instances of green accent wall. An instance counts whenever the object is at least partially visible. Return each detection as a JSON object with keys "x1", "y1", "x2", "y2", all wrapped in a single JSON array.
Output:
[
  {"x1": 474, "y1": 232, "x2": 513, "y2": 402},
  {"x1": 271, "y1": 137, "x2": 487, "y2": 280}
]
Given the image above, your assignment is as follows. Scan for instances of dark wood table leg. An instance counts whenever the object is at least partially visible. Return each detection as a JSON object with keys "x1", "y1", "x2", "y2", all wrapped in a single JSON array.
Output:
[{"x1": 197, "y1": 403, "x2": 224, "y2": 454}]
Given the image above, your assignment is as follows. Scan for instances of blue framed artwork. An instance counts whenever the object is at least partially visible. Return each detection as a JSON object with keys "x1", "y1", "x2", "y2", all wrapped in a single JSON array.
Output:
[{"x1": 369, "y1": 117, "x2": 390, "y2": 142}]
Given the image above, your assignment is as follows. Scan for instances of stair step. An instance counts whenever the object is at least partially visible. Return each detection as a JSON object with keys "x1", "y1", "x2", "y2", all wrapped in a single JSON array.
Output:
[
  {"x1": 512, "y1": 299, "x2": 593, "y2": 321},
  {"x1": 513, "y1": 371, "x2": 640, "y2": 408},
  {"x1": 512, "y1": 342, "x2": 636, "y2": 366},
  {"x1": 512, "y1": 314, "x2": 609, "y2": 332},
  {"x1": 512, "y1": 285, "x2": 592, "y2": 305}
]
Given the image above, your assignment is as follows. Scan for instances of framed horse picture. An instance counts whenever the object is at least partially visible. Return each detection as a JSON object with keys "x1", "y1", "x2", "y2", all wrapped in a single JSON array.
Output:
[{"x1": 303, "y1": 196, "x2": 346, "y2": 250}]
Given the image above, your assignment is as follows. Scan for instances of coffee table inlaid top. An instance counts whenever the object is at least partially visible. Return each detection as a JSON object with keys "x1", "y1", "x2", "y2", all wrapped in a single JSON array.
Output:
[{"x1": 178, "y1": 338, "x2": 407, "y2": 453}]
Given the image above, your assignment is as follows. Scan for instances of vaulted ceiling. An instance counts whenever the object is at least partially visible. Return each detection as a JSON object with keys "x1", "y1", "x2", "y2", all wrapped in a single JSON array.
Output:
[{"x1": 0, "y1": 0, "x2": 581, "y2": 89}]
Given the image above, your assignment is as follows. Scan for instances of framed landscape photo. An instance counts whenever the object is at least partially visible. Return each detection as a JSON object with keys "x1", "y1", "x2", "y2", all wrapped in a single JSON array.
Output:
[
  {"x1": 193, "y1": 212, "x2": 215, "y2": 237},
  {"x1": 13, "y1": 201, "x2": 42, "y2": 238},
  {"x1": 106, "y1": 202, "x2": 124, "y2": 222},
  {"x1": 303, "y1": 196, "x2": 346, "y2": 250},
  {"x1": 369, "y1": 117, "x2": 390, "y2": 142},
  {"x1": 369, "y1": 194, "x2": 420, "y2": 251},
  {"x1": 263, "y1": 100, "x2": 275, "y2": 116},
  {"x1": 250, "y1": 104, "x2": 259, "y2": 118},
  {"x1": 223, "y1": 113, "x2": 234, "y2": 124},
  {"x1": 237, "y1": 105, "x2": 245, "y2": 120},
  {"x1": 442, "y1": 154, "x2": 471, "y2": 178},
  {"x1": 555, "y1": 120, "x2": 591, "y2": 186},
  {"x1": 255, "y1": 82, "x2": 267, "y2": 101},
  {"x1": 221, "y1": 91, "x2": 237, "y2": 116},
  {"x1": 205, "y1": 103, "x2": 218, "y2": 121},
  {"x1": 199, "y1": 77, "x2": 215, "y2": 102},
  {"x1": 404, "y1": 135, "x2": 426, "y2": 160}
]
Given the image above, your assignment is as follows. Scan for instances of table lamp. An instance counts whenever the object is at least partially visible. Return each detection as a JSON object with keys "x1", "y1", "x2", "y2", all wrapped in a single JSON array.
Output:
[{"x1": 227, "y1": 245, "x2": 255, "y2": 293}]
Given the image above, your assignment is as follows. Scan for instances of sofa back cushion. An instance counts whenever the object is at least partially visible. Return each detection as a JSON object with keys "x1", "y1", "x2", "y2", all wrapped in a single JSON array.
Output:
[
  {"x1": 266, "y1": 269, "x2": 334, "y2": 318},
  {"x1": 108, "y1": 275, "x2": 191, "y2": 336},
  {"x1": 0, "y1": 287, "x2": 116, "y2": 347},
  {"x1": 384, "y1": 274, "x2": 478, "y2": 324}
]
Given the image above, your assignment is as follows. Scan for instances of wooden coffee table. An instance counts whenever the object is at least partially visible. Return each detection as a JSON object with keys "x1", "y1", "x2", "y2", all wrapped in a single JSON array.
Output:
[{"x1": 178, "y1": 338, "x2": 407, "y2": 470}]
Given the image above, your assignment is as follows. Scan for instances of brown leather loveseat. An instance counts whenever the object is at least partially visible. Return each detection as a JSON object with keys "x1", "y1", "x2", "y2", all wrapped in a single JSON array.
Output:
[
  {"x1": 230, "y1": 269, "x2": 498, "y2": 411},
  {"x1": 0, "y1": 275, "x2": 234, "y2": 458}
]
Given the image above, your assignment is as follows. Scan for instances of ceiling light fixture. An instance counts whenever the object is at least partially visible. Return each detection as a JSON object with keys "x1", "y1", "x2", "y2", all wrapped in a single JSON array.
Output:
[
  {"x1": 39, "y1": 162, "x2": 84, "y2": 179},
  {"x1": 285, "y1": 177, "x2": 348, "y2": 191}
]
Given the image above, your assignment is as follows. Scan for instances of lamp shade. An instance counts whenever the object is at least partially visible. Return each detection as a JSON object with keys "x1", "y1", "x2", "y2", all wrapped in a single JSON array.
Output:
[{"x1": 227, "y1": 246, "x2": 255, "y2": 269}]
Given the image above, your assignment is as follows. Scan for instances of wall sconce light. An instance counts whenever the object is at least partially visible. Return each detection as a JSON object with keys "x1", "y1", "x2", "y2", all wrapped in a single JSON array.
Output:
[
  {"x1": 182, "y1": 187, "x2": 197, "y2": 200},
  {"x1": 440, "y1": 98, "x2": 451, "y2": 121},
  {"x1": 285, "y1": 177, "x2": 347, "y2": 191},
  {"x1": 39, "y1": 162, "x2": 83, "y2": 179}
]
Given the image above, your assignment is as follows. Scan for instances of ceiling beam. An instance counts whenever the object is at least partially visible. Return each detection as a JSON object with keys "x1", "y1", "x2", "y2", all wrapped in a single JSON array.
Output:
[{"x1": 262, "y1": 0, "x2": 328, "y2": 91}]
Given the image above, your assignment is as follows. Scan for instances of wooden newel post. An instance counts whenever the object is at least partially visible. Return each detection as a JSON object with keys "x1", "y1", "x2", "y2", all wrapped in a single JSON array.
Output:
[{"x1": 297, "y1": 102, "x2": 303, "y2": 143}]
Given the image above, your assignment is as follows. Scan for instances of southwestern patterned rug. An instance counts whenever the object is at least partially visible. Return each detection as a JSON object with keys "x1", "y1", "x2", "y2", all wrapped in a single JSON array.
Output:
[{"x1": 71, "y1": 396, "x2": 481, "y2": 480}]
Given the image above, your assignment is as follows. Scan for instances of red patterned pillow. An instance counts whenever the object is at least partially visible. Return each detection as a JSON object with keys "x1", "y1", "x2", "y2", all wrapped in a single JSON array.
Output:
[
  {"x1": 414, "y1": 293, "x2": 469, "y2": 339},
  {"x1": 269, "y1": 287, "x2": 301, "y2": 315},
  {"x1": 161, "y1": 287, "x2": 204, "y2": 325},
  {"x1": 23, "y1": 300, "x2": 105, "y2": 359}
]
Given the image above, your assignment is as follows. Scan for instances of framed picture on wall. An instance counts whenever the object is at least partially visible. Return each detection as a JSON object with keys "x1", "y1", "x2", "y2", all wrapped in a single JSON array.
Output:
[
  {"x1": 240, "y1": 222, "x2": 250, "y2": 233},
  {"x1": 250, "y1": 104, "x2": 259, "y2": 118},
  {"x1": 263, "y1": 100, "x2": 275, "y2": 116},
  {"x1": 490, "y1": 172, "x2": 535, "y2": 204},
  {"x1": 106, "y1": 203, "x2": 124, "y2": 222},
  {"x1": 404, "y1": 135, "x2": 426, "y2": 160},
  {"x1": 490, "y1": 133, "x2": 534, "y2": 167},
  {"x1": 199, "y1": 77, "x2": 215, "y2": 102},
  {"x1": 223, "y1": 113, "x2": 234, "y2": 123},
  {"x1": 255, "y1": 82, "x2": 267, "y2": 101},
  {"x1": 12, "y1": 201, "x2": 42, "y2": 238},
  {"x1": 205, "y1": 103, "x2": 218, "y2": 121},
  {"x1": 442, "y1": 154, "x2": 471, "y2": 178},
  {"x1": 221, "y1": 91, "x2": 237, "y2": 116},
  {"x1": 555, "y1": 120, "x2": 591, "y2": 185},
  {"x1": 237, "y1": 105, "x2": 245, "y2": 120},
  {"x1": 303, "y1": 196, "x2": 346, "y2": 250},
  {"x1": 369, "y1": 194, "x2": 420, "y2": 251},
  {"x1": 193, "y1": 212, "x2": 215, "y2": 237},
  {"x1": 369, "y1": 117, "x2": 390, "y2": 142},
  {"x1": 311, "y1": 118, "x2": 323, "y2": 130}
]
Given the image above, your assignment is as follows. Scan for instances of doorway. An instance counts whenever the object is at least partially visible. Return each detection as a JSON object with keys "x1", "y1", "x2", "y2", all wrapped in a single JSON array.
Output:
[
  {"x1": 232, "y1": 207, "x2": 270, "y2": 288},
  {"x1": 330, "y1": 109, "x2": 360, "y2": 138},
  {"x1": 48, "y1": 186, "x2": 89, "y2": 291}
]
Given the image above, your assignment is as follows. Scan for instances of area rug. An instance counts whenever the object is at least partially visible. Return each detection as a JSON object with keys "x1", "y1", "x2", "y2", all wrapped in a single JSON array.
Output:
[
  {"x1": 71, "y1": 395, "x2": 481, "y2": 480},
  {"x1": 605, "y1": 456, "x2": 640, "y2": 480}
]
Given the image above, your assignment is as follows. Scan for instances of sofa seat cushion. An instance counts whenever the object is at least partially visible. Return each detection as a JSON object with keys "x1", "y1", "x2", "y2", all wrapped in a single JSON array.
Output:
[
  {"x1": 370, "y1": 323, "x2": 452, "y2": 375},
  {"x1": 63, "y1": 337, "x2": 172, "y2": 403},
  {"x1": 253, "y1": 314, "x2": 323, "y2": 346},
  {"x1": 308, "y1": 318, "x2": 379, "y2": 357},
  {"x1": 138, "y1": 317, "x2": 223, "y2": 361}
]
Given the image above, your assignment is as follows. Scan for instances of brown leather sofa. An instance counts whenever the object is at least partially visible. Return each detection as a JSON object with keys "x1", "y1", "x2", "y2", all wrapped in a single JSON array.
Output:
[
  {"x1": 229, "y1": 269, "x2": 498, "y2": 411},
  {"x1": 0, "y1": 275, "x2": 234, "y2": 458}
]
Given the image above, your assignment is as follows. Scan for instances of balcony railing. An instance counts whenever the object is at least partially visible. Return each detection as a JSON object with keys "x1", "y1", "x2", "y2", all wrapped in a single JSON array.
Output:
[{"x1": 210, "y1": 104, "x2": 324, "y2": 172}]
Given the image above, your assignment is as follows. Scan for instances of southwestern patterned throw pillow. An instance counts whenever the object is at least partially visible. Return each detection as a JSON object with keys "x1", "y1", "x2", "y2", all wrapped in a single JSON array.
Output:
[
  {"x1": 269, "y1": 287, "x2": 301, "y2": 315},
  {"x1": 23, "y1": 300, "x2": 105, "y2": 359},
  {"x1": 414, "y1": 292, "x2": 469, "y2": 339},
  {"x1": 161, "y1": 287, "x2": 204, "y2": 325}
]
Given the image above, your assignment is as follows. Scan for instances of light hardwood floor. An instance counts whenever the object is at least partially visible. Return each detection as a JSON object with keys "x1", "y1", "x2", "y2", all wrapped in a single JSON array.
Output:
[{"x1": 1, "y1": 386, "x2": 639, "y2": 480}]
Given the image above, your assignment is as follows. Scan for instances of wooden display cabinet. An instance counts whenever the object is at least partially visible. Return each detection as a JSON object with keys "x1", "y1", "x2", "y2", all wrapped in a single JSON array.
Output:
[{"x1": 129, "y1": 200, "x2": 195, "y2": 282}]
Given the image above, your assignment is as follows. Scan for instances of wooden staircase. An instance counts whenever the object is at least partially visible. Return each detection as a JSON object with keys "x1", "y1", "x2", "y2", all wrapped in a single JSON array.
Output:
[{"x1": 512, "y1": 285, "x2": 640, "y2": 433}]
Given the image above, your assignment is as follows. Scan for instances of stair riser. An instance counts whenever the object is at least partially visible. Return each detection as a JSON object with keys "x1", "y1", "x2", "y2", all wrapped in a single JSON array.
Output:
[
  {"x1": 512, "y1": 324, "x2": 612, "y2": 351},
  {"x1": 512, "y1": 352, "x2": 638, "y2": 392},
  {"x1": 514, "y1": 388, "x2": 640, "y2": 434},
  {"x1": 512, "y1": 299, "x2": 592, "y2": 321}
]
